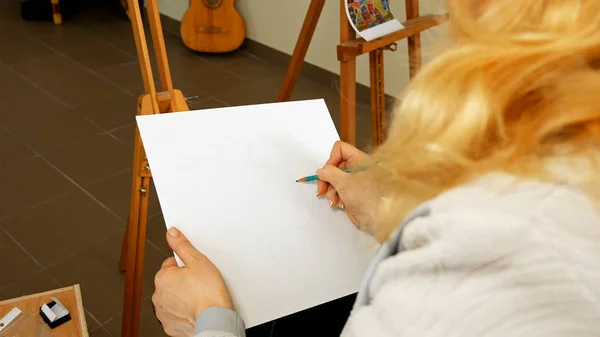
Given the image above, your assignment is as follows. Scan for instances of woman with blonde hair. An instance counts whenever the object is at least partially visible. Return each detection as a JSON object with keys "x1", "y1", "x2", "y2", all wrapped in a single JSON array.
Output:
[{"x1": 151, "y1": 0, "x2": 600, "y2": 335}]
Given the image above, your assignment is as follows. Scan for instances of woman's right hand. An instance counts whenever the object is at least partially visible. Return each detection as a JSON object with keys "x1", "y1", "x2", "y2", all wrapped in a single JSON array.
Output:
[{"x1": 316, "y1": 141, "x2": 379, "y2": 231}]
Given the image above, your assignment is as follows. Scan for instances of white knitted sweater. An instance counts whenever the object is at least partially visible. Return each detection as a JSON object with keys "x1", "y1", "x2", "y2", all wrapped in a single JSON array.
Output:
[{"x1": 343, "y1": 173, "x2": 600, "y2": 336}]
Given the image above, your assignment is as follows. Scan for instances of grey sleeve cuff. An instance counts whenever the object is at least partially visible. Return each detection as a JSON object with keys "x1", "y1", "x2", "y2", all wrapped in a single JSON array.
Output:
[{"x1": 193, "y1": 306, "x2": 246, "y2": 337}]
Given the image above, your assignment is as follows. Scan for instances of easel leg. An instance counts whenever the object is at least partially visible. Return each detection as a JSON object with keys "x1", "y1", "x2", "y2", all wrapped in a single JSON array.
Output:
[
  {"x1": 146, "y1": 0, "x2": 174, "y2": 92},
  {"x1": 119, "y1": 97, "x2": 145, "y2": 273},
  {"x1": 339, "y1": 0, "x2": 357, "y2": 145},
  {"x1": 120, "y1": 0, "x2": 163, "y2": 331},
  {"x1": 369, "y1": 49, "x2": 385, "y2": 146},
  {"x1": 119, "y1": 0, "x2": 188, "y2": 333},
  {"x1": 277, "y1": 0, "x2": 325, "y2": 102},
  {"x1": 406, "y1": 0, "x2": 422, "y2": 78},
  {"x1": 50, "y1": 0, "x2": 62, "y2": 24},
  {"x1": 121, "y1": 122, "x2": 151, "y2": 337},
  {"x1": 120, "y1": 94, "x2": 188, "y2": 337}
]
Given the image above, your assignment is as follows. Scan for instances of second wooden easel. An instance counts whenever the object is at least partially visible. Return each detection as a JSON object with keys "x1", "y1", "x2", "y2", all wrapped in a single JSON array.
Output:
[
  {"x1": 117, "y1": 0, "x2": 189, "y2": 336},
  {"x1": 277, "y1": 0, "x2": 448, "y2": 147}
]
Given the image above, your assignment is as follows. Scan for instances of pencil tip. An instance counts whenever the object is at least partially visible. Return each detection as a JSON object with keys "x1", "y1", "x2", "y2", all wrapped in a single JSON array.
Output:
[{"x1": 296, "y1": 178, "x2": 306, "y2": 182}]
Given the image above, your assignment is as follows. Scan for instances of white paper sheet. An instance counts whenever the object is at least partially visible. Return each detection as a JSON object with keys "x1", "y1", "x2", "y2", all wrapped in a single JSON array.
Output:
[{"x1": 136, "y1": 99, "x2": 379, "y2": 328}]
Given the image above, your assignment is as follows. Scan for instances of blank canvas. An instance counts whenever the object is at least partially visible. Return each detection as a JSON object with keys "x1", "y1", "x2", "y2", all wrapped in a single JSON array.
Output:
[{"x1": 136, "y1": 99, "x2": 379, "y2": 328}]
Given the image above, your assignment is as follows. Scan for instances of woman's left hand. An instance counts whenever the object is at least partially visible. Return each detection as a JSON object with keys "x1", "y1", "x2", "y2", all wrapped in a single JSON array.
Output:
[{"x1": 152, "y1": 227, "x2": 233, "y2": 337}]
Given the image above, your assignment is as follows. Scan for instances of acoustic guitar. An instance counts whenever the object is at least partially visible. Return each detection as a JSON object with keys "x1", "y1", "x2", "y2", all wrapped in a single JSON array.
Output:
[{"x1": 180, "y1": 0, "x2": 246, "y2": 53}]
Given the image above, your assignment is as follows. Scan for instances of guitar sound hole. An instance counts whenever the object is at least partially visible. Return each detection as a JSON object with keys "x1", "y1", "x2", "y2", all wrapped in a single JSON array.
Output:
[{"x1": 202, "y1": 0, "x2": 222, "y2": 8}]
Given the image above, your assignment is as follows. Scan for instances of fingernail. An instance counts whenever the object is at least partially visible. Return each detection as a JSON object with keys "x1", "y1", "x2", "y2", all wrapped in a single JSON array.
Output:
[
  {"x1": 168, "y1": 227, "x2": 180, "y2": 237},
  {"x1": 328, "y1": 200, "x2": 334, "y2": 208},
  {"x1": 316, "y1": 169, "x2": 322, "y2": 177}
]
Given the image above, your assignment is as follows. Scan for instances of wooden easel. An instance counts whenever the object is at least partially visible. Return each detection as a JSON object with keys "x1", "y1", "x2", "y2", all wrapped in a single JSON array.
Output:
[
  {"x1": 117, "y1": 0, "x2": 189, "y2": 336},
  {"x1": 116, "y1": 1, "x2": 447, "y2": 336},
  {"x1": 277, "y1": 0, "x2": 448, "y2": 147}
]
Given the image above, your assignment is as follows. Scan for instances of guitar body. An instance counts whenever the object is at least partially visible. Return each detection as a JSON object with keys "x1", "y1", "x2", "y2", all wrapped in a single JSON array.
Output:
[{"x1": 181, "y1": 0, "x2": 245, "y2": 53}]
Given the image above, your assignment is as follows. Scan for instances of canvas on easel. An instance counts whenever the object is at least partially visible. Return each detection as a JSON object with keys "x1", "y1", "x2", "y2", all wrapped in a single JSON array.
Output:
[{"x1": 117, "y1": 0, "x2": 189, "y2": 336}]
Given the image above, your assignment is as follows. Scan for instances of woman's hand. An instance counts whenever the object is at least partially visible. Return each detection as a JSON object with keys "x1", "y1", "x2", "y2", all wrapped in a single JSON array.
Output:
[
  {"x1": 152, "y1": 227, "x2": 233, "y2": 337},
  {"x1": 316, "y1": 141, "x2": 379, "y2": 231}
]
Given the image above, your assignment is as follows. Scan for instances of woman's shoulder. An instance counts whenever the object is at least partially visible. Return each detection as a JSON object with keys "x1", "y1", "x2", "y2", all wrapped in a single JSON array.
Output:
[
  {"x1": 391, "y1": 172, "x2": 600, "y2": 276},
  {"x1": 427, "y1": 172, "x2": 596, "y2": 219},
  {"x1": 420, "y1": 173, "x2": 600, "y2": 249},
  {"x1": 345, "y1": 173, "x2": 600, "y2": 337}
]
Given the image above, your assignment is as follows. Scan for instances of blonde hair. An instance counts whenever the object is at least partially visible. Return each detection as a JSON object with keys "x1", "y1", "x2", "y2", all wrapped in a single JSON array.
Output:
[{"x1": 367, "y1": 0, "x2": 600, "y2": 242}]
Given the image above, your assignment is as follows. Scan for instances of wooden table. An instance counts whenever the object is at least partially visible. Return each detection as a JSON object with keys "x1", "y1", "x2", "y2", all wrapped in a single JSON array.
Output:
[{"x1": 0, "y1": 285, "x2": 89, "y2": 336}]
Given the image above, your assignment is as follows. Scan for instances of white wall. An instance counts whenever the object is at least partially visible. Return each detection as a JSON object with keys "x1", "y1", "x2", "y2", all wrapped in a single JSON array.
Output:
[{"x1": 158, "y1": 0, "x2": 449, "y2": 97}]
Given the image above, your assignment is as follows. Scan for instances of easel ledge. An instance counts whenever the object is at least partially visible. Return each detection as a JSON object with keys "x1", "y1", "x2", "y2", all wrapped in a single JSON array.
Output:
[{"x1": 337, "y1": 14, "x2": 449, "y2": 61}]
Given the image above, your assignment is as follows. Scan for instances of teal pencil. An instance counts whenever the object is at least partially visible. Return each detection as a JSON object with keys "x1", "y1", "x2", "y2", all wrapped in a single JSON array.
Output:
[{"x1": 295, "y1": 165, "x2": 369, "y2": 182}]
